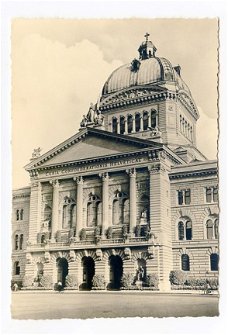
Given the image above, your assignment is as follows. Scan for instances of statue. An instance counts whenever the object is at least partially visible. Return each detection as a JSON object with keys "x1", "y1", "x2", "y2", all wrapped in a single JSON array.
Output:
[
  {"x1": 80, "y1": 115, "x2": 88, "y2": 128},
  {"x1": 32, "y1": 147, "x2": 41, "y2": 159},
  {"x1": 140, "y1": 208, "x2": 148, "y2": 224},
  {"x1": 151, "y1": 126, "x2": 161, "y2": 136},
  {"x1": 87, "y1": 103, "x2": 96, "y2": 123},
  {"x1": 137, "y1": 266, "x2": 144, "y2": 281},
  {"x1": 95, "y1": 110, "x2": 104, "y2": 126}
]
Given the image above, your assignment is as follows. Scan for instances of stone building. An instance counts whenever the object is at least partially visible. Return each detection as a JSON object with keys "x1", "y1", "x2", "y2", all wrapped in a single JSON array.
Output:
[{"x1": 12, "y1": 34, "x2": 219, "y2": 291}]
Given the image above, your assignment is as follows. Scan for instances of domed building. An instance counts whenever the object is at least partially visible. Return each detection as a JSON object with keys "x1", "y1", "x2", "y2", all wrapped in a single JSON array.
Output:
[{"x1": 12, "y1": 35, "x2": 218, "y2": 292}]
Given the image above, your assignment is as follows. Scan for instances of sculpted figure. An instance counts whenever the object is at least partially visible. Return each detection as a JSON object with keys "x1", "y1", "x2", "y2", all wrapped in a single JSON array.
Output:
[
  {"x1": 87, "y1": 103, "x2": 96, "y2": 123},
  {"x1": 95, "y1": 110, "x2": 104, "y2": 125},
  {"x1": 32, "y1": 147, "x2": 41, "y2": 159},
  {"x1": 80, "y1": 115, "x2": 88, "y2": 128}
]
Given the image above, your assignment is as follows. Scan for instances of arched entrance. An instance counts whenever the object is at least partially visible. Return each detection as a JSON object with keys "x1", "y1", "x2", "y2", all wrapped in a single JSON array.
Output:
[
  {"x1": 109, "y1": 255, "x2": 123, "y2": 289},
  {"x1": 56, "y1": 257, "x2": 68, "y2": 287},
  {"x1": 82, "y1": 256, "x2": 95, "y2": 290}
]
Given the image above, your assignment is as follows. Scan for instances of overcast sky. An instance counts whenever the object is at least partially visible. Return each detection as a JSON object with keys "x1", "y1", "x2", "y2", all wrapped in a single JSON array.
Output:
[{"x1": 12, "y1": 18, "x2": 218, "y2": 189}]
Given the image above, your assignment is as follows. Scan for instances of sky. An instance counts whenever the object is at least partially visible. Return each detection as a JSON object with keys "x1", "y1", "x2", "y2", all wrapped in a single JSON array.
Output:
[{"x1": 11, "y1": 18, "x2": 219, "y2": 189}]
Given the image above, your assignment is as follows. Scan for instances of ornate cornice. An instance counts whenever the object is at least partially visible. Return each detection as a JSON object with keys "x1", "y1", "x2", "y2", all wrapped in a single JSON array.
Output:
[
  {"x1": 169, "y1": 168, "x2": 217, "y2": 180},
  {"x1": 100, "y1": 86, "x2": 176, "y2": 112},
  {"x1": 177, "y1": 91, "x2": 199, "y2": 120}
]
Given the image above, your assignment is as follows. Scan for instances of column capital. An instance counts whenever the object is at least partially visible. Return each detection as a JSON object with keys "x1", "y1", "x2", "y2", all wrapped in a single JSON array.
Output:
[
  {"x1": 49, "y1": 179, "x2": 59, "y2": 187},
  {"x1": 126, "y1": 168, "x2": 136, "y2": 177},
  {"x1": 73, "y1": 176, "x2": 83, "y2": 185},
  {"x1": 99, "y1": 172, "x2": 109, "y2": 181}
]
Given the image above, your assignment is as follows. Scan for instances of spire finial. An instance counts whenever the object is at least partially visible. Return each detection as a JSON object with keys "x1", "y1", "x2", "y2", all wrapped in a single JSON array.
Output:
[{"x1": 144, "y1": 32, "x2": 150, "y2": 42}]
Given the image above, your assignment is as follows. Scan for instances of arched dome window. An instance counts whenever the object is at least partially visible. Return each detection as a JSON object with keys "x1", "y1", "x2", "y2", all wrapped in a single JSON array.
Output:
[
  {"x1": 151, "y1": 110, "x2": 157, "y2": 128},
  {"x1": 135, "y1": 113, "x2": 141, "y2": 132},
  {"x1": 178, "y1": 222, "x2": 184, "y2": 240},
  {"x1": 120, "y1": 116, "x2": 125, "y2": 135},
  {"x1": 127, "y1": 115, "x2": 133, "y2": 134},
  {"x1": 112, "y1": 117, "x2": 118, "y2": 134}
]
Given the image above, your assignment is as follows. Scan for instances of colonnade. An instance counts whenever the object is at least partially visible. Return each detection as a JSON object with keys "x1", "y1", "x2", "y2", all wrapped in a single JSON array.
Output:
[{"x1": 35, "y1": 167, "x2": 152, "y2": 243}]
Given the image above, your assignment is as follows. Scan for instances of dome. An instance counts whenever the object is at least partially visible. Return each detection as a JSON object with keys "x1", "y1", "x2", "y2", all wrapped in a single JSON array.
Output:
[{"x1": 102, "y1": 56, "x2": 191, "y2": 96}]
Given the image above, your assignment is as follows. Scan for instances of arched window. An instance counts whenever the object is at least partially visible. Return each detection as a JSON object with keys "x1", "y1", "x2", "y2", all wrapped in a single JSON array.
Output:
[
  {"x1": 210, "y1": 253, "x2": 219, "y2": 271},
  {"x1": 16, "y1": 210, "x2": 20, "y2": 221},
  {"x1": 41, "y1": 234, "x2": 45, "y2": 244},
  {"x1": 181, "y1": 254, "x2": 190, "y2": 271},
  {"x1": 186, "y1": 221, "x2": 192, "y2": 240},
  {"x1": 14, "y1": 261, "x2": 20, "y2": 275},
  {"x1": 112, "y1": 191, "x2": 128, "y2": 225},
  {"x1": 20, "y1": 209, "x2": 24, "y2": 221},
  {"x1": 178, "y1": 219, "x2": 192, "y2": 240},
  {"x1": 112, "y1": 117, "x2": 118, "y2": 133},
  {"x1": 143, "y1": 111, "x2": 149, "y2": 130},
  {"x1": 214, "y1": 219, "x2": 219, "y2": 239},
  {"x1": 135, "y1": 113, "x2": 141, "y2": 132},
  {"x1": 206, "y1": 219, "x2": 214, "y2": 239},
  {"x1": 127, "y1": 115, "x2": 133, "y2": 133},
  {"x1": 178, "y1": 222, "x2": 184, "y2": 240},
  {"x1": 15, "y1": 235, "x2": 19, "y2": 250},
  {"x1": 120, "y1": 116, "x2": 125, "y2": 134},
  {"x1": 151, "y1": 110, "x2": 157, "y2": 128},
  {"x1": 19, "y1": 234, "x2": 23, "y2": 250},
  {"x1": 86, "y1": 194, "x2": 100, "y2": 227}
]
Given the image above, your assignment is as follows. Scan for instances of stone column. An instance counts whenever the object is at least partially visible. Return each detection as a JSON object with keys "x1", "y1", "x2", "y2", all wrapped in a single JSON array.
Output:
[
  {"x1": 132, "y1": 115, "x2": 136, "y2": 133},
  {"x1": 124, "y1": 118, "x2": 127, "y2": 134},
  {"x1": 37, "y1": 182, "x2": 42, "y2": 236},
  {"x1": 76, "y1": 176, "x2": 83, "y2": 239},
  {"x1": 117, "y1": 119, "x2": 120, "y2": 134},
  {"x1": 101, "y1": 172, "x2": 109, "y2": 236},
  {"x1": 140, "y1": 115, "x2": 143, "y2": 131},
  {"x1": 128, "y1": 168, "x2": 137, "y2": 234},
  {"x1": 148, "y1": 112, "x2": 151, "y2": 129},
  {"x1": 50, "y1": 180, "x2": 59, "y2": 242}
]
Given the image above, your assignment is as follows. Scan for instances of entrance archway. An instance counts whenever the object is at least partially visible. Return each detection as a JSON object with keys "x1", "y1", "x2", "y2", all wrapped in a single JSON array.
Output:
[
  {"x1": 109, "y1": 255, "x2": 123, "y2": 289},
  {"x1": 56, "y1": 257, "x2": 68, "y2": 287},
  {"x1": 82, "y1": 256, "x2": 95, "y2": 290}
]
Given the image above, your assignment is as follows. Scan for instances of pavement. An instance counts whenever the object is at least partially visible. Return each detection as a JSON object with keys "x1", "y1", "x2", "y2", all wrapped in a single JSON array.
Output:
[{"x1": 11, "y1": 291, "x2": 219, "y2": 319}]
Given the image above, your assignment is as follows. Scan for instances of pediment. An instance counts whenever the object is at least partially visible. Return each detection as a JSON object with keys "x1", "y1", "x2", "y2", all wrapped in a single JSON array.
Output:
[{"x1": 26, "y1": 128, "x2": 161, "y2": 171}]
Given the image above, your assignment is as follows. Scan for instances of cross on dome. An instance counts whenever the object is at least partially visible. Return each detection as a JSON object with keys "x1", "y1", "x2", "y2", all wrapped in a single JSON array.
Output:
[{"x1": 144, "y1": 32, "x2": 150, "y2": 41}]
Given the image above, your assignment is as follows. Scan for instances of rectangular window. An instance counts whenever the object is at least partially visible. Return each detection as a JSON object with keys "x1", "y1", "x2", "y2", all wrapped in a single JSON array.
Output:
[
  {"x1": 177, "y1": 189, "x2": 191, "y2": 205},
  {"x1": 205, "y1": 186, "x2": 218, "y2": 203},
  {"x1": 185, "y1": 190, "x2": 191, "y2": 205},
  {"x1": 178, "y1": 191, "x2": 184, "y2": 205},
  {"x1": 206, "y1": 188, "x2": 212, "y2": 203}
]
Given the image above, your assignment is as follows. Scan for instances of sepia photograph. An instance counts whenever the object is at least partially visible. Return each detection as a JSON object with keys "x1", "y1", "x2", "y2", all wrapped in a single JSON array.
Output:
[
  {"x1": 1, "y1": 2, "x2": 227, "y2": 334},
  {"x1": 9, "y1": 17, "x2": 220, "y2": 320}
]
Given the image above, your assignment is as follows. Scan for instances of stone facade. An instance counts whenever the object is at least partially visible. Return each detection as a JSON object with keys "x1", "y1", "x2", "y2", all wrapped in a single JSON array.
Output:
[{"x1": 12, "y1": 35, "x2": 218, "y2": 292}]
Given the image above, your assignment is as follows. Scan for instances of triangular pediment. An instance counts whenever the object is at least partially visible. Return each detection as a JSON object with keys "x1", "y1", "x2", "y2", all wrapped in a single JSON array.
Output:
[{"x1": 25, "y1": 128, "x2": 162, "y2": 171}]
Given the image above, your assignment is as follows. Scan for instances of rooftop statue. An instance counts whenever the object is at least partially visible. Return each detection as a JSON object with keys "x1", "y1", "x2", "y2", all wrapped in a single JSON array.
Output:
[{"x1": 31, "y1": 147, "x2": 41, "y2": 159}]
